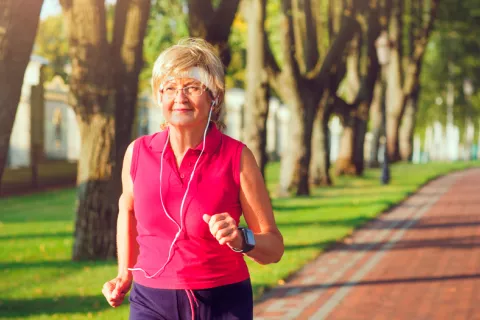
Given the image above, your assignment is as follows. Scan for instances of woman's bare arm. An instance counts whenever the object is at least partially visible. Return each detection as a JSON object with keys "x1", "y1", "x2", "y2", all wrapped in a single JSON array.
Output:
[
  {"x1": 116, "y1": 141, "x2": 139, "y2": 279},
  {"x1": 103, "y1": 141, "x2": 139, "y2": 307},
  {"x1": 240, "y1": 147, "x2": 284, "y2": 265}
]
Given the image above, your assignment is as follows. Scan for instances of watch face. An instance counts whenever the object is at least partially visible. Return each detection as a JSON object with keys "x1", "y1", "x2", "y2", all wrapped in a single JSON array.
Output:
[{"x1": 245, "y1": 229, "x2": 256, "y2": 246}]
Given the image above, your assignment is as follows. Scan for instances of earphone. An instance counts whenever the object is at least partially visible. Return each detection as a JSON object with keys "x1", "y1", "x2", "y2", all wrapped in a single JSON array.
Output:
[{"x1": 129, "y1": 102, "x2": 214, "y2": 279}]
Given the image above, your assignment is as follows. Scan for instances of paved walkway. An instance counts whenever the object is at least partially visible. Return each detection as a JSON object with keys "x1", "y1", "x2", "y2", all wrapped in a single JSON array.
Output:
[{"x1": 254, "y1": 168, "x2": 480, "y2": 320}]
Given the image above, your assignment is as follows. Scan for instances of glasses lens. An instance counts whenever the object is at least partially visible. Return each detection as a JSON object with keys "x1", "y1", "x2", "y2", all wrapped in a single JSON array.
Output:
[
  {"x1": 163, "y1": 87, "x2": 176, "y2": 98},
  {"x1": 185, "y1": 86, "x2": 203, "y2": 97}
]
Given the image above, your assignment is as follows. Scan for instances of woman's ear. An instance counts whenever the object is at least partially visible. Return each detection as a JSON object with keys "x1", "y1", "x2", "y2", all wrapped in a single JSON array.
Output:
[{"x1": 210, "y1": 96, "x2": 219, "y2": 108}]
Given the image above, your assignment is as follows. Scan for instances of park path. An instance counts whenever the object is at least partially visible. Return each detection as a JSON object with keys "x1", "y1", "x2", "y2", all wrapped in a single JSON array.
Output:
[{"x1": 254, "y1": 168, "x2": 480, "y2": 320}]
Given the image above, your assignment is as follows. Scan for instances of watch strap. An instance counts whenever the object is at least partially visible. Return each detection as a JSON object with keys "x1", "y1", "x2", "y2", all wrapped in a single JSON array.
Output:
[{"x1": 231, "y1": 227, "x2": 255, "y2": 253}]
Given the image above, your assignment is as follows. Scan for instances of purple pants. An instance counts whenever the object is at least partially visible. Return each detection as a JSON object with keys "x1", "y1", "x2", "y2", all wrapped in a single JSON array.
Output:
[{"x1": 128, "y1": 279, "x2": 253, "y2": 320}]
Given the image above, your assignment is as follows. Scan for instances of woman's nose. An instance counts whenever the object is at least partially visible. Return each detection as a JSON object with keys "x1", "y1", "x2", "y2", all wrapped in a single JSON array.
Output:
[{"x1": 174, "y1": 88, "x2": 188, "y2": 102}]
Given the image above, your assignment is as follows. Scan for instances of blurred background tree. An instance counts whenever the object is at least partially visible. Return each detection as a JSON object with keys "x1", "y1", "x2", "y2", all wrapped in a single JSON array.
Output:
[
  {"x1": 60, "y1": 0, "x2": 151, "y2": 260},
  {"x1": 416, "y1": 0, "x2": 480, "y2": 148},
  {"x1": 0, "y1": 0, "x2": 44, "y2": 194}
]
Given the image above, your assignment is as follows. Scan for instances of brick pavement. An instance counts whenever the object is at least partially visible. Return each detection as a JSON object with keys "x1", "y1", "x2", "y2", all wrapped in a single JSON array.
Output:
[{"x1": 254, "y1": 168, "x2": 480, "y2": 320}]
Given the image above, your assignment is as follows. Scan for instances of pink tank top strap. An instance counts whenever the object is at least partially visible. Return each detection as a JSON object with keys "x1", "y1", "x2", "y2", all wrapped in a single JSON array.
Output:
[
  {"x1": 232, "y1": 142, "x2": 245, "y2": 187},
  {"x1": 130, "y1": 137, "x2": 143, "y2": 182}
]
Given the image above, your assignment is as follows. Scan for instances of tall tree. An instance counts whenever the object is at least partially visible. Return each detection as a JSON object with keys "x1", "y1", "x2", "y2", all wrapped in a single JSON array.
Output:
[
  {"x1": 243, "y1": 0, "x2": 270, "y2": 176},
  {"x1": 386, "y1": 0, "x2": 439, "y2": 162},
  {"x1": 268, "y1": 0, "x2": 360, "y2": 195},
  {"x1": 334, "y1": 0, "x2": 386, "y2": 175},
  {"x1": 0, "y1": 0, "x2": 44, "y2": 194},
  {"x1": 60, "y1": 0, "x2": 150, "y2": 260}
]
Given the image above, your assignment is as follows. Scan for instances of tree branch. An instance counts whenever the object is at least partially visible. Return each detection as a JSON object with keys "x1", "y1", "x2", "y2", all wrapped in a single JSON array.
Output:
[
  {"x1": 332, "y1": 94, "x2": 353, "y2": 121},
  {"x1": 328, "y1": 0, "x2": 334, "y2": 38},
  {"x1": 210, "y1": 0, "x2": 241, "y2": 41},
  {"x1": 111, "y1": 0, "x2": 129, "y2": 52},
  {"x1": 280, "y1": 0, "x2": 300, "y2": 79},
  {"x1": 303, "y1": 0, "x2": 319, "y2": 71},
  {"x1": 265, "y1": 32, "x2": 281, "y2": 85},
  {"x1": 187, "y1": 0, "x2": 214, "y2": 36},
  {"x1": 307, "y1": 14, "x2": 360, "y2": 81},
  {"x1": 403, "y1": 0, "x2": 439, "y2": 95},
  {"x1": 357, "y1": 0, "x2": 381, "y2": 104},
  {"x1": 413, "y1": 0, "x2": 439, "y2": 62}
]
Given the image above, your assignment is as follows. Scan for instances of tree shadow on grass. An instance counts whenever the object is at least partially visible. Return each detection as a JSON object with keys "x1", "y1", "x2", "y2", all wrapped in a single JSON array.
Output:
[
  {"x1": 284, "y1": 240, "x2": 334, "y2": 251},
  {"x1": 0, "y1": 231, "x2": 73, "y2": 241},
  {"x1": 0, "y1": 211, "x2": 75, "y2": 223},
  {"x1": 306, "y1": 189, "x2": 414, "y2": 200},
  {"x1": 276, "y1": 217, "x2": 373, "y2": 230},
  {"x1": 0, "y1": 259, "x2": 116, "y2": 271},
  {"x1": 0, "y1": 294, "x2": 117, "y2": 318},
  {"x1": 1, "y1": 260, "x2": 118, "y2": 299},
  {"x1": 272, "y1": 199, "x2": 397, "y2": 213}
]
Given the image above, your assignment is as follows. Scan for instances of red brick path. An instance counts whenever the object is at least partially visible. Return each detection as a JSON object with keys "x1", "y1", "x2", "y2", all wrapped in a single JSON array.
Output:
[{"x1": 254, "y1": 168, "x2": 480, "y2": 320}]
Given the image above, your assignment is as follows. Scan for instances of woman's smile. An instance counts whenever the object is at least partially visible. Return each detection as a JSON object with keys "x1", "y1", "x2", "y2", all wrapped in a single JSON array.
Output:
[{"x1": 173, "y1": 108, "x2": 193, "y2": 112}]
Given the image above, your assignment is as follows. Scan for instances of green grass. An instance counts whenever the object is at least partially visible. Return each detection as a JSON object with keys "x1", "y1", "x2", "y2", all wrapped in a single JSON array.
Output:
[{"x1": 1, "y1": 161, "x2": 479, "y2": 319}]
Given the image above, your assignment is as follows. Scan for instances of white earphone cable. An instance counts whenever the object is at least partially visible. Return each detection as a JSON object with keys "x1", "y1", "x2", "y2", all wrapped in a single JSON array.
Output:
[{"x1": 129, "y1": 105, "x2": 214, "y2": 278}]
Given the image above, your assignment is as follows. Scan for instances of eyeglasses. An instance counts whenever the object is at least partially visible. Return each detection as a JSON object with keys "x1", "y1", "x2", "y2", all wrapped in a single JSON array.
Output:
[{"x1": 161, "y1": 85, "x2": 205, "y2": 99}]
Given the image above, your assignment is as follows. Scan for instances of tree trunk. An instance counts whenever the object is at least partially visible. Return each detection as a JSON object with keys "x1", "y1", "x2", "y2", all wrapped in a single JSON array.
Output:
[
  {"x1": 0, "y1": 0, "x2": 43, "y2": 193},
  {"x1": 311, "y1": 103, "x2": 332, "y2": 186},
  {"x1": 399, "y1": 88, "x2": 420, "y2": 161},
  {"x1": 335, "y1": 3, "x2": 381, "y2": 176},
  {"x1": 74, "y1": 116, "x2": 117, "y2": 259},
  {"x1": 386, "y1": 47, "x2": 403, "y2": 162},
  {"x1": 243, "y1": 0, "x2": 269, "y2": 177},
  {"x1": 62, "y1": 0, "x2": 150, "y2": 260},
  {"x1": 278, "y1": 96, "x2": 317, "y2": 196},
  {"x1": 63, "y1": 0, "x2": 115, "y2": 260},
  {"x1": 336, "y1": 113, "x2": 356, "y2": 175},
  {"x1": 368, "y1": 80, "x2": 383, "y2": 167},
  {"x1": 386, "y1": 112, "x2": 401, "y2": 162},
  {"x1": 335, "y1": 32, "x2": 360, "y2": 176},
  {"x1": 352, "y1": 104, "x2": 369, "y2": 174}
]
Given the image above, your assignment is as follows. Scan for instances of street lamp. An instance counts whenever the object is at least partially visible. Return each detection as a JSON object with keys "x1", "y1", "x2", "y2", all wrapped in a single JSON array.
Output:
[
  {"x1": 375, "y1": 30, "x2": 392, "y2": 185},
  {"x1": 463, "y1": 78, "x2": 474, "y2": 97},
  {"x1": 463, "y1": 79, "x2": 474, "y2": 160}
]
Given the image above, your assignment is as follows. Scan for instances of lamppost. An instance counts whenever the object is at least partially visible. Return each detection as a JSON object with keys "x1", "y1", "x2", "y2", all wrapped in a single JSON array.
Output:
[
  {"x1": 463, "y1": 78, "x2": 474, "y2": 160},
  {"x1": 375, "y1": 30, "x2": 391, "y2": 185}
]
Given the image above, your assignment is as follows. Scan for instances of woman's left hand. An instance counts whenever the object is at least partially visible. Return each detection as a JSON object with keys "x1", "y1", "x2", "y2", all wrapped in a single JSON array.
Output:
[{"x1": 203, "y1": 213, "x2": 243, "y2": 250}]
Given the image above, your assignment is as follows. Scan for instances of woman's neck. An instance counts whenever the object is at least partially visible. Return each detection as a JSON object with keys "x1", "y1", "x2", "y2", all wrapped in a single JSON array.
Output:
[{"x1": 168, "y1": 123, "x2": 209, "y2": 160}]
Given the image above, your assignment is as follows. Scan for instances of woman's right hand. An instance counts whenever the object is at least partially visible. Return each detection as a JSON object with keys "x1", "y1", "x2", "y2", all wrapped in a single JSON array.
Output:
[{"x1": 102, "y1": 276, "x2": 132, "y2": 307}]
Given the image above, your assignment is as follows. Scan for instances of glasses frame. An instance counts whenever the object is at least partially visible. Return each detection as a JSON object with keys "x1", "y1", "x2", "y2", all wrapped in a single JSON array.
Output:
[{"x1": 160, "y1": 84, "x2": 207, "y2": 99}]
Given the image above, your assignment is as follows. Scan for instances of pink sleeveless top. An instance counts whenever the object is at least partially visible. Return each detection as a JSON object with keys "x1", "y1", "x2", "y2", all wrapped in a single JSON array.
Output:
[{"x1": 130, "y1": 125, "x2": 250, "y2": 289}]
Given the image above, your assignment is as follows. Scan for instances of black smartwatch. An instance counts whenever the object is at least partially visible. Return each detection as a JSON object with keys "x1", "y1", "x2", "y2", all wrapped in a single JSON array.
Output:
[{"x1": 232, "y1": 227, "x2": 256, "y2": 253}]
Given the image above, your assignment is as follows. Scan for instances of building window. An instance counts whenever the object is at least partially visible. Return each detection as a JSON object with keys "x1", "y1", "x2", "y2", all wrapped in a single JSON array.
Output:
[{"x1": 52, "y1": 108, "x2": 63, "y2": 149}]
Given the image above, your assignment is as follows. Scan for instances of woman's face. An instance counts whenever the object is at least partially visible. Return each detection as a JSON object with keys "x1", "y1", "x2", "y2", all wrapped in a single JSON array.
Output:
[{"x1": 160, "y1": 78, "x2": 213, "y2": 129}]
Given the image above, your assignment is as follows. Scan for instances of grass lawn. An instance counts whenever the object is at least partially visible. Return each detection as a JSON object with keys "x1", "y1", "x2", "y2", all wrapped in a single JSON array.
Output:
[{"x1": 1, "y1": 161, "x2": 479, "y2": 319}]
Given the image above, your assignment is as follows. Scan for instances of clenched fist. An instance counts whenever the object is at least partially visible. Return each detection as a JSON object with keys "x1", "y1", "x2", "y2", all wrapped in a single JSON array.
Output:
[
  {"x1": 102, "y1": 276, "x2": 132, "y2": 308},
  {"x1": 203, "y1": 213, "x2": 243, "y2": 250}
]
